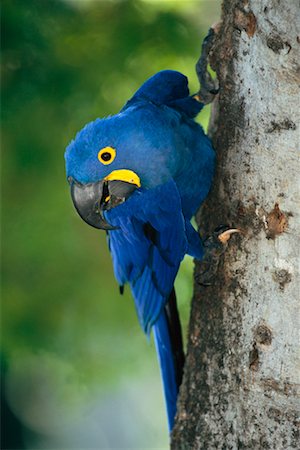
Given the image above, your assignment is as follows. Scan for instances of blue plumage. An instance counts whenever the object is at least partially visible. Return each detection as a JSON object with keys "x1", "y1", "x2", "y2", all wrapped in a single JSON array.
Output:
[
  {"x1": 65, "y1": 70, "x2": 215, "y2": 431},
  {"x1": 153, "y1": 311, "x2": 178, "y2": 429},
  {"x1": 105, "y1": 181, "x2": 187, "y2": 335}
]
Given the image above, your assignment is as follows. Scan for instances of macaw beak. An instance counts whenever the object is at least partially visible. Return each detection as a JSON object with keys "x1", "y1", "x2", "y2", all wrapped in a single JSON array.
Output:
[{"x1": 68, "y1": 170, "x2": 141, "y2": 230}]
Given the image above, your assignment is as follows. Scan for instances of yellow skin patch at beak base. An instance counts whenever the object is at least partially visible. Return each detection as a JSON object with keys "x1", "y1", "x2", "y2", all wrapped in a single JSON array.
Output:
[{"x1": 104, "y1": 169, "x2": 141, "y2": 187}]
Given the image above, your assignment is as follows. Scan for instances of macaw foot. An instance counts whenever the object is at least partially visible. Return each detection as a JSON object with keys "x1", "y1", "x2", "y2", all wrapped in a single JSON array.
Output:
[
  {"x1": 196, "y1": 225, "x2": 240, "y2": 286},
  {"x1": 194, "y1": 25, "x2": 220, "y2": 105}
]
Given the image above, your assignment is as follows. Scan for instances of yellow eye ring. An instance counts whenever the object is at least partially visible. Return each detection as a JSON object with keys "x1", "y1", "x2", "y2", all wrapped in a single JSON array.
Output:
[{"x1": 98, "y1": 147, "x2": 116, "y2": 165}]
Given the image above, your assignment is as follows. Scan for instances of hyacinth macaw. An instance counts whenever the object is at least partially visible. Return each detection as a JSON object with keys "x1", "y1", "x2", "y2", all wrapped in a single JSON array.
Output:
[{"x1": 65, "y1": 68, "x2": 216, "y2": 431}]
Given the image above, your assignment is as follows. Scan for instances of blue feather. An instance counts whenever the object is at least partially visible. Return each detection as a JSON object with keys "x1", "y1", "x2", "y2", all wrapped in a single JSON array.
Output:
[
  {"x1": 153, "y1": 311, "x2": 178, "y2": 431},
  {"x1": 105, "y1": 181, "x2": 187, "y2": 333},
  {"x1": 123, "y1": 70, "x2": 190, "y2": 106}
]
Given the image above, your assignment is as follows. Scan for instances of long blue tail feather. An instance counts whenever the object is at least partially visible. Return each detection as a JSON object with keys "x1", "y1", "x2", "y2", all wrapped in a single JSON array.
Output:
[{"x1": 152, "y1": 288, "x2": 184, "y2": 431}]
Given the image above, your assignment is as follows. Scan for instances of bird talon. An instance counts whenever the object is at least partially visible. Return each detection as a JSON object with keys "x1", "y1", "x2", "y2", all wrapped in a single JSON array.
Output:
[
  {"x1": 218, "y1": 228, "x2": 241, "y2": 245},
  {"x1": 197, "y1": 226, "x2": 241, "y2": 286}
]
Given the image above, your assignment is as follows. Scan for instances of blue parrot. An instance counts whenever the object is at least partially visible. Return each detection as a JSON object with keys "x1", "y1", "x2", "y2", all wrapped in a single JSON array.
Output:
[{"x1": 65, "y1": 69, "x2": 215, "y2": 431}]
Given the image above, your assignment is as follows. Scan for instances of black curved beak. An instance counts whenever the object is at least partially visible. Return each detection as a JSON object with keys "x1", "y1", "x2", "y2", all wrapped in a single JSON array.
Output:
[{"x1": 68, "y1": 177, "x2": 138, "y2": 230}]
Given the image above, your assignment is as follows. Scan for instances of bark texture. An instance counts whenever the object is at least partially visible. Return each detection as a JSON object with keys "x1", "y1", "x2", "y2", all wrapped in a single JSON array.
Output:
[{"x1": 172, "y1": 1, "x2": 300, "y2": 449}]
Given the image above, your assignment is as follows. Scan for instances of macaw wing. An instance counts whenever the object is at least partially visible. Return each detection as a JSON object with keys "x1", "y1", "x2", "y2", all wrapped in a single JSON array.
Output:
[
  {"x1": 124, "y1": 70, "x2": 189, "y2": 106},
  {"x1": 121, "y1": 69, "x2": 204, "y2": 118},
  {"x1": 106, "y1": 180, "x2": 187, "y2": 334}
]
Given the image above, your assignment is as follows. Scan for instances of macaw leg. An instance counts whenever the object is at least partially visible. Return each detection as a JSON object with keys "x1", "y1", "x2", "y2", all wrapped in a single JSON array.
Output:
[
  {"x1": 196, "y1": 225, "x2": 240, "y2": 286},
  {"x1": 195, "y1": 26, "x2": 219, "y2": 104}
]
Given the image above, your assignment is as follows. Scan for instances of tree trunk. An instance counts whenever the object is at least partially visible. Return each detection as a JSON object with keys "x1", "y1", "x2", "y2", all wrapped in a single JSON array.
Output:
[{"x1": 172, "y1": 1, "x2": 300, "y2": 449}]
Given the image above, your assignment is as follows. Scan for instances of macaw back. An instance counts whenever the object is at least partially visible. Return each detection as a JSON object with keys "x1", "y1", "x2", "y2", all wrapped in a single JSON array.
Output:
[{"x1": 65, "y1": 70, "x2": 215, "y2": 432}]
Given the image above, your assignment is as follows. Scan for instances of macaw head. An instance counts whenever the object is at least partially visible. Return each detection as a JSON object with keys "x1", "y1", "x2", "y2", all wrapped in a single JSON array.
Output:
[
  {"x1": 66, "y1": 115, "x2": 139, "y2": 230},
  {"x1": 65, "y1": 102, "x2": 177, "y2": 230}
]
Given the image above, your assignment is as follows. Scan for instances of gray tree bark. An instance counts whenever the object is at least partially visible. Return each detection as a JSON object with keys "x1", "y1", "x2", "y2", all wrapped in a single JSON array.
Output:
[{"x1": 172, "y1": 1, "x2": 300, "y2": 449}]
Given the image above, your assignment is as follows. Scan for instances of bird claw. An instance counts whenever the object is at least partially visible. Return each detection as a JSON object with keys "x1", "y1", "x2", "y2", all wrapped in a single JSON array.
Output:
[
  {"x1": 218, "y1": 228, "x2": 240, "y2": 244},
  {"x1": 195, "y1": 25, "x2": 220, "y2": 104},
  {"x1": 196, "y1": 225, "x2": 241, "y2": 286}
]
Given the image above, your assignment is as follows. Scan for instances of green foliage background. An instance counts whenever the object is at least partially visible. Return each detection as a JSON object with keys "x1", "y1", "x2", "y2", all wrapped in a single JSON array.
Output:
[{"x1": 1, "y1": 1, "x2": 220, "y2": 448}]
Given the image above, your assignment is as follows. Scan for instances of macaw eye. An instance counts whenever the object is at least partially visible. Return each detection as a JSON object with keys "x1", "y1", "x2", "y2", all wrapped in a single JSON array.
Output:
[{"x1": 98, "y1": 147, "x2": 116, "y2": 165}]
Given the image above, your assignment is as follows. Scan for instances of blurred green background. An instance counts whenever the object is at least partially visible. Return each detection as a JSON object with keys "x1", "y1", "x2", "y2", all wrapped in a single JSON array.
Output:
[{"x1": 1, "y1": 0, "x2": 220, "y2": 448}]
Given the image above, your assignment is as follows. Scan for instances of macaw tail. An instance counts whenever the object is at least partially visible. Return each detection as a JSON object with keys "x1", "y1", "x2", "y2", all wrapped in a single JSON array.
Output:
[{"x1": 152, "y1": 288, "x2": 185, "y2": 431}]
